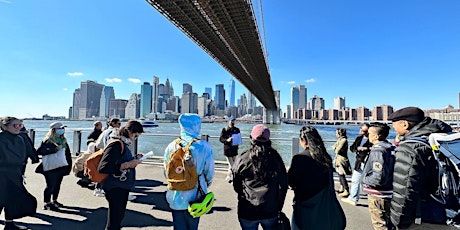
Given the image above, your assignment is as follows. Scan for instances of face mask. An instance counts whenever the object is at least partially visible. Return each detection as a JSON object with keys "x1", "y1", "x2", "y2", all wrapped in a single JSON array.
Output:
[{"x1": 55, "y1": 129, "x2": 65, "y2": 135}]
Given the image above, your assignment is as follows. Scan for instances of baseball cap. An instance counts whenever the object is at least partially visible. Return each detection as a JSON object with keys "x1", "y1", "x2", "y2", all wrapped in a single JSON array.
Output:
[{"x1": 49, "y1": 122, "x2": 67, "y2": 129}]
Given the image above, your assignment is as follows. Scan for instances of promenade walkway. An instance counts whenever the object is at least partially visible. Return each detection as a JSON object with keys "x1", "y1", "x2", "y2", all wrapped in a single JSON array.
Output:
[{"x1": 1, "y1": 160, "x2": 455, "y2": 230}]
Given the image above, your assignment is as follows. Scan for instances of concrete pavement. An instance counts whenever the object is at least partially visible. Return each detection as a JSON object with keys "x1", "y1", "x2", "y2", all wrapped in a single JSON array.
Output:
[{"x1": 1, "y1": 160, "x2": 454, "y2": 229}]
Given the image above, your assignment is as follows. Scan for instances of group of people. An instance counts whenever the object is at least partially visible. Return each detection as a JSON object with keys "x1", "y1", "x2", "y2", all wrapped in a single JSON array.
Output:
[{"x1": 0, "y1": 106, "x2": 456, "y2": 230}]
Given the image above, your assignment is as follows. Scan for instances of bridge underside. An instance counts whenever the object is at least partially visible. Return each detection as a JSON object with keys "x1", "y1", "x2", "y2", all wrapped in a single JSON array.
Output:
[{"x1": 146, "y1": 0, "x2": 277, "y2": 110}]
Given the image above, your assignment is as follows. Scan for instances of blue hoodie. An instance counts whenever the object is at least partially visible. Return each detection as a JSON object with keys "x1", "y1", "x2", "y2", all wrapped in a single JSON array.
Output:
[{"x1": 164, "y1": 113, "x2": 215, "y2": 210}]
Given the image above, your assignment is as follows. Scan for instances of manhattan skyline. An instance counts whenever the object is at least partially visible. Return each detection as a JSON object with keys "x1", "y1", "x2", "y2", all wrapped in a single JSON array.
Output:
[{"x1": 1, "y1": 0, "x2": 460, "y2": 118}]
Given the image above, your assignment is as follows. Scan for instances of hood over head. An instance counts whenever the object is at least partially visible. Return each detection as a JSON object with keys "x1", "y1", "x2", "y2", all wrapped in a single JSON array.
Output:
[{"x1": 179, "y1": 113, "x2": 201, "y2": 140}]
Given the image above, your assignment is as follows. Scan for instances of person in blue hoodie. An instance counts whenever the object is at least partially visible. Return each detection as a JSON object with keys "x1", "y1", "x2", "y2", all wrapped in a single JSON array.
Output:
[
  {"x1": 164, "y1": 113, "x2": 215, "y2": 230},
  {"x1": 362, "y1": 122, "x2": 395, "y2": 230}
]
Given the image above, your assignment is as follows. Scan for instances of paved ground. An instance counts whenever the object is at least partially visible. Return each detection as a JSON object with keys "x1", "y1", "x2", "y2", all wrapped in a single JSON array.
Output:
[{"x1": 1, "y1": 160, "x2": 456, "y2": 230}]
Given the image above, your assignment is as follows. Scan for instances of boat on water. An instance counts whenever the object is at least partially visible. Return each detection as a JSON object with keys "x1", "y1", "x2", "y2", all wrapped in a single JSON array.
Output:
[{"x1": 141, "y1": 120, "x2": 159, "y2": 127}]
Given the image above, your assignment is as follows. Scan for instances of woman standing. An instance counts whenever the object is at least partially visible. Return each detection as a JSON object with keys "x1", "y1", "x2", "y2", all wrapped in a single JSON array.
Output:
[
  {"x1": 288, "y1": 126, "x2": 346, "y2": 230},
  {"x1": 36, "y1": 122, "x2": 72, "y2": 211},
  {"x1": 0, "y1": 117, "x2": 37, "y2": 230},
  {"x1": 232, "y1": 124, "x2": 288, "y2": 230},
  {"x1": 98, "y1": 120, "x2": 143, "y2": 230},
  {"x1": 332, "y1": 128, "x2": 352, "y2": 197}
]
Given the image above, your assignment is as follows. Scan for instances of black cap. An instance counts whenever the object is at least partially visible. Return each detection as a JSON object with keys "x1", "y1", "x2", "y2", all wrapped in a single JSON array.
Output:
[{"x1": 388, "y1": 107, "x2": 425, "y2": 123}]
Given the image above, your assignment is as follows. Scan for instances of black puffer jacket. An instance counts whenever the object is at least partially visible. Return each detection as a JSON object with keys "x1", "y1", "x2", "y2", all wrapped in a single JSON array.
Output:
[{"x1": 390, "y1": 117, "x2": 452, "y2": 228}]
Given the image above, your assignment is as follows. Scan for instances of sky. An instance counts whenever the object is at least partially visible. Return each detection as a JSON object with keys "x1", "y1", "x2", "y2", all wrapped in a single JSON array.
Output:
[{"x1": 1, "y1": 0, "x2": 460, "y2": 118}]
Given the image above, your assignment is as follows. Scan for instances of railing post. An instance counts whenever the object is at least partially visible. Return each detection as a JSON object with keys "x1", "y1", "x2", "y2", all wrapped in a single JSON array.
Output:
[
  {"x1": 134, "y1": 138, "x2": 138, "y2": 155},
  {"x1": 73, "y1": 130, "x2": 82, "y2": 156},
  {"x1": 29, "y1": 129, "x2": 36, "y2": 146},
  {"x1": 291, "y1": 137, "x2": 299, "y2": 158},
  {"x1": 201, "y1": 134, "x2": 209, "y2": 142}
]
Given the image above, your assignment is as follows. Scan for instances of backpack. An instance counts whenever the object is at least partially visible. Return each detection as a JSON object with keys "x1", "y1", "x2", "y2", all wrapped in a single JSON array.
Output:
[
  {"x1": 406, "y1": 133, "x2": 460, "y2": 226},
  {"x1": 166, "y1": 138, "x2": 199, "y2": 191},
  {"x1": 84, "y1": 139, "x2": 124, "y2": 183}
]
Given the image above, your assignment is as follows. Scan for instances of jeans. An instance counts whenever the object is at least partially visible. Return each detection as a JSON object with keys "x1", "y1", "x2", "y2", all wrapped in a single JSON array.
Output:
[
  {"x1": 238, "y1": 217, "x2": 278, "y2": 230},
  {"x1": 226, "y1": 156, "x2": 236, "y2": 180},
  {"x1": 171, "y1": 209, "x2": 200, "y2": 230},
  {"x1": 348, "y1": 164, "x2": 364, "y2": 202}
]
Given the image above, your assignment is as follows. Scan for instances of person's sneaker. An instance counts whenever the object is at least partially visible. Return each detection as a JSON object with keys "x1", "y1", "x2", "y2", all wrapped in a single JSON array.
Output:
[
  {"x1": 4, "y1": 222, "x2": 29, "y2": 230},
  {"x1": 341, "y1": 197, "x2": 357, "y2": 206},
  {"x1": 128, "y1": 194, "x2": 137, "y2": 201},
  {"x1": 339, "y1": 190, "x2": 350, "y2": 197},
  {"x1": 93, "y1": 188, "x2": 105, "y2": 197},
  {"x1": 52, "y1": 200, "x2": 64, "y2": 208},
  {"x1": 43, "y1": 202, "x2": 60, "y2": 211}
]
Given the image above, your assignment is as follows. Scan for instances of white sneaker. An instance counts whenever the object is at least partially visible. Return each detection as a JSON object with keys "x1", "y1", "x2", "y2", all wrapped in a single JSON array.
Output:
[
  {"x1": 341, "y1": 197, "x2": 357, "y2": 206},
  {"x1": 128, "y1": 194, "x2": 137, "y2": 201},
  {"x1": 93, "y1": 188, "x2": 105, "y2": 197}
]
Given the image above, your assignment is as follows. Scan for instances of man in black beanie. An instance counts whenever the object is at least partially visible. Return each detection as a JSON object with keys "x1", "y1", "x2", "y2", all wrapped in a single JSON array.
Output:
[{"x1": 388, "y1": 106, "x2": 452, "y2": 229}]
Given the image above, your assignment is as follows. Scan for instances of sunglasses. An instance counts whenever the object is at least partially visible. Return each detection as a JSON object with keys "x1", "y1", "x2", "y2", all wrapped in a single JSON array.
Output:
[{"x1": 11, "y1": 123, "x2": 24, "y2": 129}]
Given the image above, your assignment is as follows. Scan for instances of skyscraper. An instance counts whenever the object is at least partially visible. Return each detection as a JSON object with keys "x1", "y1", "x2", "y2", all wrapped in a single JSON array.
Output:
[
  {"x1": 99, "y1": 86, "x2": 115, "y2": 118},
  {"x1": 75, "y1": 80, "x2": 104, "y2": 119},
  {"x1": 310, "y1": 95, "x2": 325, "y2": 111},
  {"x1": 290, "y1": 85, "x2": 307, "y2": 119},
  {"x1": 205, "y1": 87, "x2": 212, "y2": 99},
  {"x1": 229, "y1": 79, "x2": 235, "y2": 106},
  {"x1": 215, "y1": 84, "x2": 225, "y2": 110},
  {"x1": 140, "y1": 82, "x2": 153, "y2": 118},
  {"x1": 72, "y1": 88, "x2": 81, "y2": 119},
  {"x1": 152, "y1": 76, "x2": 159, "y2": 114},
  {"x1": 125, "y1": 93, "x2": 140, "y2": 119},
  {"x1": 183, "y1": 83, "x2": 193, "y2": 94},
  {"x1": 333, "y1": 97, "x2": 346, "y2": 110}
]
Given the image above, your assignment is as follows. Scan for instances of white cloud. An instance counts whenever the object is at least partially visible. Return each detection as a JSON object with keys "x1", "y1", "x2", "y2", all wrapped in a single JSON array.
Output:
[
  {"x1": 105, "y1": 78, "x2": 122, "y2": 83},
  {"x1": 287, "y1": 81, "x2": 296, "y2": 85},
  {"x1": 67, "y1": 72, "x2": 84, "y2": 77},
  {"x1": 305, "y1": 78, "x2": 316, "y2": 83},
  {"x1": 128, "y1": 78, "x2": 141, "y2": 84},
  {"x1": 63, "y1": 88, "x2": 68, "y2": 91},
  {"x1": 0, "y1": 0, "x2": 11, "y2": 4}
]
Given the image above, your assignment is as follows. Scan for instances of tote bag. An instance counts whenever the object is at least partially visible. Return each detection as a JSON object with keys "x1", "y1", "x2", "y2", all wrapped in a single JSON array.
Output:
[
  {"x1": 42, "y1": 148, "x2": 68, "y2": 171},
  {"x1": 292, "y1": 171, "x2": 346, "y2": 230}
]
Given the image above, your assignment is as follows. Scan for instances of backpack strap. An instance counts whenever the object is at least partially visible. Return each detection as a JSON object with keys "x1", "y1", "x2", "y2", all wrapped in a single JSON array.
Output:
[{"x1": 106, "y1": 139, "x2": 124, "y2": 155}]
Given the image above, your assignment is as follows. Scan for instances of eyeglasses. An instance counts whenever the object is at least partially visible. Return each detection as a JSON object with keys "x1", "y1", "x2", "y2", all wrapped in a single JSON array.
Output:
[{"x1": 11, "y1": 123, "x2": 24, "y2": 129}]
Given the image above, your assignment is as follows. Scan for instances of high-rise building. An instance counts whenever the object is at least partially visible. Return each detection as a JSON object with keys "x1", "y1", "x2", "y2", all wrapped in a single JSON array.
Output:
[
  {"x1": 248, "y1": 91, "x2": 256, "y2": 113},
  {"x1": 152, "y1": 76, "x2": 159, "y2": 114},
  {"x1": 357, "y1": 106, "x2": 370, "y2": 121},
  {"x1": 290, "y1": 85, "x2": 307, "y2": 119},
  {"x1": 181, "y1": 92, "x2": 198, "y2": 113},
  {"x1": 205, "y1": 87, "x2": 212, "y2": 99},
  {"x1": 215, "y1": 84, "x2": 225, "y2": 110},
  {"x1": 72, "y1": 88, "x2": 81, "y2": 119},
  {"x1": 125, "y1": 93, "x2": 140, "y2": 119},
  {"x1": 197, "y1": 96, "x2": 207, "y2": 117},
  {"x1": 165, "y1": 78, "x2": 173, "y2": 97},
  {"x1": 99, "y1": 86, "x2": 115, "y2": 118},
  {"x1": 334, "y1": 97, "x2": 346, "y2": 110},
  {"x1": 183, "y1": 83, "x2": 193, "y2": 94},
  {"x1": 229, "y1": 79, "x2": 235, "y2": 106},
  {"x1": 140, "y1": 82, "x2": 152, "y2": 118},
  {"x1": 373, "y1": 105, "x2": 394, "y2": 121},
  {"x1": 108, "y1": 99, "x2": 128, "y2": 118},
  {"x1": 310, "y1": 95, "x2": 325, "y2": 111},
  {"x1": 75, "y1": 80, "x2": 104, "y2": 119}
]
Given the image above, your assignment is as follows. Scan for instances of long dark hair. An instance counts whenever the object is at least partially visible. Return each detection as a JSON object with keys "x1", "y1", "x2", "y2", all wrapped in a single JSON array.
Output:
[
  {"x1": 118, "y1": 120, "x2": 143, "y2": 138},
  {"x1": 247, "y1": 139, "x2": 279, "y2": 182},
  {"x1": 299, "y1": 126, "x2": 333, "y2": 170}
]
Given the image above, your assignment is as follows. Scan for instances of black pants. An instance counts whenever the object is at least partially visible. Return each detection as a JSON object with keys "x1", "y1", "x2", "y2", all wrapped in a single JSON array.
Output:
[
  {"x1": 339, "y1": 174, "x2": 349, "y2": 191},
  {"x1": 104, "y1": 187, "x2": 129, "y2": 230},
  {"x1": 43, "y1": 170, "x2": 65, "y2": 203}
]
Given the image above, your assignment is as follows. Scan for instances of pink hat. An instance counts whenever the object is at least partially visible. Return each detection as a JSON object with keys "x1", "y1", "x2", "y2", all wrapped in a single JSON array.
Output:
[{"x1": 251, "y1": 124, "x2": 270, "y2": 142}]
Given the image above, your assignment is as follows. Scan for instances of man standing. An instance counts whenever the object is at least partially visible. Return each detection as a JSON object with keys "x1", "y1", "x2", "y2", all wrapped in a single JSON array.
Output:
[
  {"x1": 164, "y1": 113, "x2": 215, "y2": 230},
  {"x1": 388, "y1": 107, "x2": 452, "y2": 229},
  {"x1": 87, "y1": 121, "x2": 102, "y2": 143},
  {"x1": 219, "y1": 116, "x2": 241, "y2": 183},
  {"x1": 342, "y1": 123, "x2": 373, "y2": 206}
]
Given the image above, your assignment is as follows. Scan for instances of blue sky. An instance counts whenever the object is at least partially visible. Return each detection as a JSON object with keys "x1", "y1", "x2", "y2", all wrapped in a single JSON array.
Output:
[{"x1": 1, "y1": 0, "x2": 460, "y2": 118}]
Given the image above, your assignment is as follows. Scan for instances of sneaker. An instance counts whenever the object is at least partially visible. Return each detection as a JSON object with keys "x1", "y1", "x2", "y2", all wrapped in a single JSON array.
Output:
[
  {"x1": 339, "y1": 190, "x2": 350, "y2": 197},
  {"x1": 43, "y1": 202, "x2": 60, "y2": 211},
  {"x1": 52, "y1": 200, "x2": 64, "y2": 208},
  {"x1": 4, "y1": 222, "x2": 29, "y2": 230},
  {"x1": 341, "y1": 198, "x2": 357, "y2": 206},
  {"x1": 128, "y1": 194, "x2": 137, "y2": 201},
  {"x1": 93, "y1": 188, "x2": 105, "y2": 197}
]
